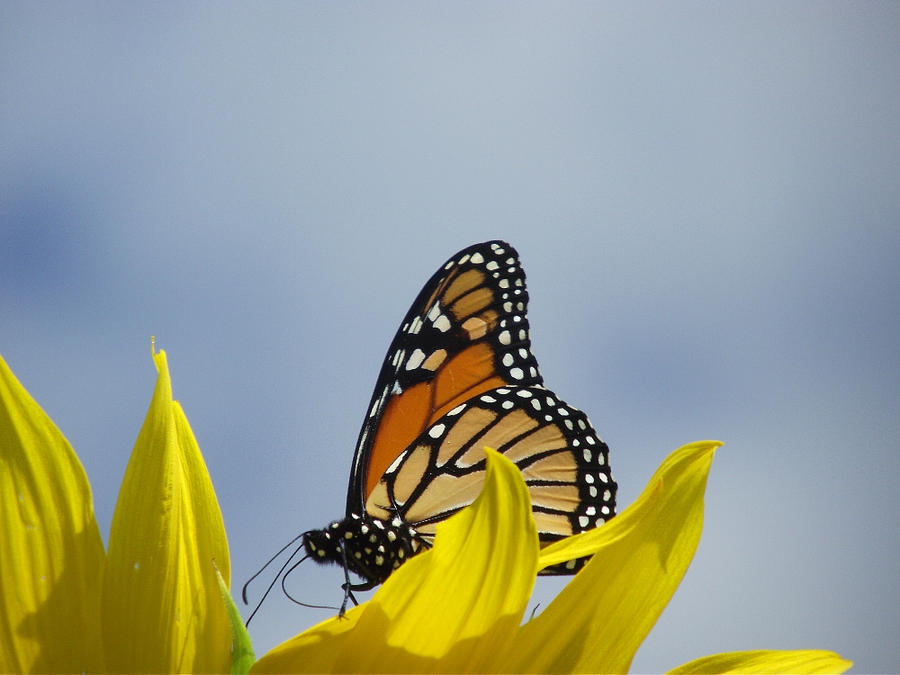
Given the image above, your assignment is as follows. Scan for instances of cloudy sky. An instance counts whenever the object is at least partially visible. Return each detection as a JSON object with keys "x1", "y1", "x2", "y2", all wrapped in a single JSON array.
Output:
[{"x1": 2, "y1": 3, "x2": 897, "y2": 671}]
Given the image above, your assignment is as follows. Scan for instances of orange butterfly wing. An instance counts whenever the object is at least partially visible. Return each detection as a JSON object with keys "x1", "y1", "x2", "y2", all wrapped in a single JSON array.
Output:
[{"x1": 347, "y1": 241, "x2": 543, "y2": 514}]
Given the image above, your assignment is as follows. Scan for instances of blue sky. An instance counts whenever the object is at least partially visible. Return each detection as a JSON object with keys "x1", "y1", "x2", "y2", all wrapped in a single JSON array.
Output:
[{"x1": 2, "y1": 3, "x2": 898, "y2": 671}]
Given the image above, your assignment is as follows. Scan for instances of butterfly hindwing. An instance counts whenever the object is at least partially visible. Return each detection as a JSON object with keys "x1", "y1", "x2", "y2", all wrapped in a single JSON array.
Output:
[
  {"x1": 364, "y1": 384, "x2": 616, "y2": 570},
  {"x1": 347, "y1": 241, "x2": 544, "y2": 515}
]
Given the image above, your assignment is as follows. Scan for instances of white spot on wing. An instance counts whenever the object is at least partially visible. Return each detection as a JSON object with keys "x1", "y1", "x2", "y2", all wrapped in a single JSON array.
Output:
[
  {"x1": 385, "y1": 452, "x2": 406, "y2": 475},
  {"x1": 406, "y1": 349, "x2": 426, "y2": 370},
  {"x1": 433, "y1": 314, "x2": 451, "y2": 332}
]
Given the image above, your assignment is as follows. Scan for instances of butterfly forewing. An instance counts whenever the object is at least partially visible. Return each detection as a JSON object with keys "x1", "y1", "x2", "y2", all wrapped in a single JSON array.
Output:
[{"x1": 347, "y1": 241, "x2": 544, "y2": 515}]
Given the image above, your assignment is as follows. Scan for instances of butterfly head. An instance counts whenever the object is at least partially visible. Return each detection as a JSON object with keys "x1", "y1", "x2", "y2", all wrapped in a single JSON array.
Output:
[{"x1": 303, "y1": 513, "x2": 424, "y2": 587}]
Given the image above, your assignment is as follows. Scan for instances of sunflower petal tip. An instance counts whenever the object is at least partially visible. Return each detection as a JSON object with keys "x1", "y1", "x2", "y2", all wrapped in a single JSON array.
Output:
[
  {"x1": 692, "y1": 439, "x2": 724, "y2": 451},
  {"x1": 151, "y1": 344, "x2": 168, "y2": 373},
  {"x1": 675, "y1": 440, "x2": 724, "y2": 463}
]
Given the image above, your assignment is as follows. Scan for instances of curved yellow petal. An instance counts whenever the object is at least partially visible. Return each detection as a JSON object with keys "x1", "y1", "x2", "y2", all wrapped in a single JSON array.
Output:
[
  {"x1": 101, "y1": 349, "x2": 232, "y2": 672},
  {"x1": 536, "y1": 470, "x2": 663, "y2": 570},
  {"x1": 0, "y1": 354, "x2": 105, "y2": 672},
  {"x1": 250, "y1": 607, "x2": 362, "y2": 673},
  {"x1": 253, "y1": 447, "x2": 539, "y2": 673},
  {"x1": 508, "y1": 441, "x2": 721, "y2": 674},
  {"x1": 668, "y1": 649, "x2": 852, "y2": 674}
]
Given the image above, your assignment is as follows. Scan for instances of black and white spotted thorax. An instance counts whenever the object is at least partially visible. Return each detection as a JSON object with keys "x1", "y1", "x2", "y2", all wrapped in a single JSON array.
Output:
[{"x1": 302, "y1": 513, "x2": 423, "y2": 586}]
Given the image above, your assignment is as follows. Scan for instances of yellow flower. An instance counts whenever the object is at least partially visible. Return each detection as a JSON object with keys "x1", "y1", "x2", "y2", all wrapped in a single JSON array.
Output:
[
  {"x1": 0, "y1": 346, "x2": 851, "y2": 674},
  {"x1": 252, "y1": 444, "x2": 851, "y2": 674},
  {"x1": 0, "y1": 350, "x2": 245, "y2": 673}
]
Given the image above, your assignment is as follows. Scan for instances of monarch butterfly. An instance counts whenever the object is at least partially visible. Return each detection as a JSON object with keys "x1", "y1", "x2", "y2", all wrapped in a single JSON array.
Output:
[{"x1": 245, "y1": 240, "x2": 616, "y2": 617}]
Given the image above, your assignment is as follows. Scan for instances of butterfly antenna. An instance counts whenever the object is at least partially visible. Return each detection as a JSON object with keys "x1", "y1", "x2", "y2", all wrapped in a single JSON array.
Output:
[
  {"x1": 280, "y1": 556, "x2": 340, "y2": 612},
  {"x1": 242, "y1": 533, "x2": 308, "y2": 626},
  {"x1": 241, "y1": 532, "x2": 305, "y2": 604}
]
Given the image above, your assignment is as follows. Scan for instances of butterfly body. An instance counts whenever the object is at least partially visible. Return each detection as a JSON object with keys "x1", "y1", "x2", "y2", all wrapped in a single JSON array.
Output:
[
  {"x1": 302, "y1": 514, "x2": 422, "y2": 587},
  {"x1": 304, "y1": 240, "x2": 616, "y2": 592}
]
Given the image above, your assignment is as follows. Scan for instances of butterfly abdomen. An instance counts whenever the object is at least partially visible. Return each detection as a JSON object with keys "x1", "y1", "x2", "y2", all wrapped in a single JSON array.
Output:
[{"x1": 303, "y1": 514, "x2": 423, "y2": 586}]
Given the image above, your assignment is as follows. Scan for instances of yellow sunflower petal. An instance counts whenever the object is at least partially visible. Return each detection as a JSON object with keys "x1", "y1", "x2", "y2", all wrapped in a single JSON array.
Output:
[
  {"x1": 101, "y1": 349, "x2": 232, "y2": 672},
  {"x1": 0, "y1": 354, "x2": 105, "y2": 673},
  {"x1": 507, "y1": 440, "x2": 721, "y2": 674},
  {"x1": 668, "y1": 649, "x2": 853, "y2": 674},
  {"x1": 249, "y1": 607, "x2": 362, "y2": 674},
  {"x1": 535, "y1": 472, "x2": 662, "y2": 570},
  {"x1": 252, "y1": 447, "x2": 539, "y2": 673}
]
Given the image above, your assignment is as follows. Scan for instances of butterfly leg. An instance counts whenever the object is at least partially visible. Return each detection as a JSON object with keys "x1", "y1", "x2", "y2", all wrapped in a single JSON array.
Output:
[
  {"x1": 337, "y1": 544, "x2": 379, "y2": 617},
  {"x1": 341, "y1": 582, "x2": 378, "y2": 609},
  {"x1": 337, "y1": 544, "x2": 354, "y2": 617}
]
